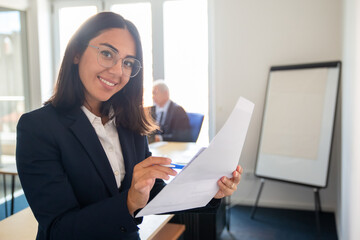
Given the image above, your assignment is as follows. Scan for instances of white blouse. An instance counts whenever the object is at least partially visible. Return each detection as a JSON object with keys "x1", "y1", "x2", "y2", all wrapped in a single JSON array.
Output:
[{"x1": 81, "y1": 106, "x2": 125, "y2": 188}]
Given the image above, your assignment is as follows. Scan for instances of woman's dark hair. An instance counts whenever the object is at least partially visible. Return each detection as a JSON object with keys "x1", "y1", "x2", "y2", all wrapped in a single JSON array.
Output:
[{"x1": 46, "y1": 12, "x2": 156, "y2": 135}]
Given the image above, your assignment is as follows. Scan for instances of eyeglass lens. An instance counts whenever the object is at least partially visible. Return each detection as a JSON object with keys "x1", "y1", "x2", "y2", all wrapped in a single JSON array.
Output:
[{"x1": 97, "y1": 46, "x2": 141, "y2": 77}]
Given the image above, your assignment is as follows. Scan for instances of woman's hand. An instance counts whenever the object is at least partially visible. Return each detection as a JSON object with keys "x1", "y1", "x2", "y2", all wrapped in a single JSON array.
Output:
[
  {"x1": 127, "y1": 156, "x2": 177, "y2": 216},
  {"x1": 214, "y1": 165, "x2": 243, "y2": 199}
]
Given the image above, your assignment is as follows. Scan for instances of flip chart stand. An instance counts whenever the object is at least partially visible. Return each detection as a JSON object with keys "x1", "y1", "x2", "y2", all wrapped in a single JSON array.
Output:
[
  {"x1": 225, "y1": 196, "x2": 236, "y2": 239},
  {"x1": 250, "y1": 178, "x2": 323, "y2": 232},
  {"x1": 313, "y1": 188, "x2": 322, "y2": 232},
  {"x1": 225, "y1": 196, "x2": 230, "y2": 231},
  {"x1": 249, "y1": 178, "x2": 265, "y2": 219}
]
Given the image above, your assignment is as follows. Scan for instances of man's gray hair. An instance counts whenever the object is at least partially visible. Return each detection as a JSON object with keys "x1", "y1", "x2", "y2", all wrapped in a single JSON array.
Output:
[{"x1": 153, "y1": 79, "x2": 169, "y2": 93}]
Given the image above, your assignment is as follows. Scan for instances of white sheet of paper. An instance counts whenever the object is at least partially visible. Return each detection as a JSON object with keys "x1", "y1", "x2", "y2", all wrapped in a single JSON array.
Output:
[{"x1": 136, "y1": 97, "x2": 254, "y2": 217}]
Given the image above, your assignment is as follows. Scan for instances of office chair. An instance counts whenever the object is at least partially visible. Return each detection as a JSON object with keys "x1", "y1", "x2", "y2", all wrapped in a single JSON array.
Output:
[{"x1": 186, "y1": 112, "x2": 204, "y2": 142}]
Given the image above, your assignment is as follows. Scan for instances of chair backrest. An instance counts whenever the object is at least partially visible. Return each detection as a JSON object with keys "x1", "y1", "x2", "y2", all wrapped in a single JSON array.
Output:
[{"x1": 187, "y1": 112, "x2": 204, "y2": 142}]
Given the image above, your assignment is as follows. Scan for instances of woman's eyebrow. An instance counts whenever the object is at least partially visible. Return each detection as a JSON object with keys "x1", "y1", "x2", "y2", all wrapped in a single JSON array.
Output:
[
  {"x1": 100, "y1": 43, "x2": 118, "y2": 53},
  {"x1": 99, "y1": 42, "x2": 137, "y2": 58}
]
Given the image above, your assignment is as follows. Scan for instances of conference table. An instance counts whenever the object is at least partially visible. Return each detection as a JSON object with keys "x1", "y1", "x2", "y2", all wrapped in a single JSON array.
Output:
[
  {"x1": 0, "y1": 142, "x2": 202, "y2": 240},
  {"x1": 149, "y1": 141, "x2": 203, "y2": 166}
]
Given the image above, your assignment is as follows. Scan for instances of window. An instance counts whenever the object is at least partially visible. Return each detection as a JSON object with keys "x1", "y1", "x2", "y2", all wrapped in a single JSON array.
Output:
[
  {"x1": 53, "y1": 3, "x2": 99, "y2": 71},
  {"x1": 163, "y1": 0, "x2": 208, "y2": 143},
  {"x1": 58, "y1": 6, "x2": 98, "y2": 59},
  {"x1": 0, "y1": 10, "x2": 28, "y2": 165},
  {"x1": 110, "y1": 3, "x2": 153, "y2": 107}
]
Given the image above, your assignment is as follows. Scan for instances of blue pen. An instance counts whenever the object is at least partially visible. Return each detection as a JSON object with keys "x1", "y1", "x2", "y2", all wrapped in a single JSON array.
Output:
[{"x1": 161, "y1": 164, "x2": 185, "y2": 169}]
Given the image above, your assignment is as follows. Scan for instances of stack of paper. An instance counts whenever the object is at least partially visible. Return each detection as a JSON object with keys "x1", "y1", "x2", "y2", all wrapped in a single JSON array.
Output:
[{"x1": 136, "y1": 97, "x2": 254, "y2": 217}]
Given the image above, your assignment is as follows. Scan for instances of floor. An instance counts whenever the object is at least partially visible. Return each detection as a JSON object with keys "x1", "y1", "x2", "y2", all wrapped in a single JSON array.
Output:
[{"x1": 220, "y1": 205, "x2": 338, "y2": 240}]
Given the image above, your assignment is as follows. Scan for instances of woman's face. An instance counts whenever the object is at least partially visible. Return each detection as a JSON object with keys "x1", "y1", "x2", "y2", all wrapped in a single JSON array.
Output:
[{"x1": 75, "y1": 28, "x2": 136, "y2": 112}]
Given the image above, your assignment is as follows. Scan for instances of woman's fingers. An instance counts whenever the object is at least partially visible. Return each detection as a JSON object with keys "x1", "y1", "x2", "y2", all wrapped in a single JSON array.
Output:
[
  {"x1": 214, "y1": 165, "x2": 243, "y2": 199},
  {"x1": 215, "y1": 177, "x2": 236, "y2": 197},
  {"x1": 138, "y1": 156, "x2": 172, "y2": 168},
  {"x1": 132, "y1": 156, "x2": 177, "y2": 192},
  {"x1": 137, "y1": 167, "x2": 176, "y2": 185},
  {"x1": 128, "y1": 156, "x2": 179, "y2": 213},
  {"x1": 221, "y1": 176, "x2": 237, "y2": 191},
  {"x1": 237, "y1": 165, "x2": 243, "y2": 175},
  {"x1": 214, "y1": 178, "x2": 234, "y2": 199},
  {"x1": 231, "y1": 167, "x2": 242, "y2": 185},
  {"x1": 134, "y1": 162, "x2": 177, "y2": 183}
]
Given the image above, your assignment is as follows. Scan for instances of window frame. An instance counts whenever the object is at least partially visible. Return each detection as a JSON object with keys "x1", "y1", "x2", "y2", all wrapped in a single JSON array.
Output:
[{"x1": 52, "y1": 0, "x2": 102, "y2": 76}]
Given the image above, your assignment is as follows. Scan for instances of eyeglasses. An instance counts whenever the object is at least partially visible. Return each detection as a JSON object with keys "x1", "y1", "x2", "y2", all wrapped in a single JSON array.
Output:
[{"x1": 88, "y1": 45, "x2": 142, "y2": 78}]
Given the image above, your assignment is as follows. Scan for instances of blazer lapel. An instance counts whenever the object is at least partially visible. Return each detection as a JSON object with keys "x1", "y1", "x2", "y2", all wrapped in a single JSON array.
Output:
[
  {"x1": 117, "y1": 125, "x2": 136, "y2": 191},
  {"x1": 67, "y1": 110, "x2": 119, "y2": 196}
]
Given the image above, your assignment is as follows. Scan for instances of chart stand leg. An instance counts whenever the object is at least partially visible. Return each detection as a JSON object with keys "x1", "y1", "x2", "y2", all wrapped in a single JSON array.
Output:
[
  {"x1": 314, "y1": 188, "x2": 322, "y2": 233},
  {"x1": 225, "y1": 196, "x2": 230, "y2": 232},
  {"x1": 225, "y1": 196, "x2": 235, "y2": 239},
  {"x1": 250, "y1": 178, "x2": 265, "y2": 219}
]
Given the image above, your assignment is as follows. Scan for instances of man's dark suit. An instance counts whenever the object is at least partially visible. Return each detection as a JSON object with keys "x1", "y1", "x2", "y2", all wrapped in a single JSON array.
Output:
[
  {"x1": 150, "y1": 101, "x2": 192, "y2": 142},
  {"x1": 15, "y1": 104, "x2": 165, "y2": 240}
]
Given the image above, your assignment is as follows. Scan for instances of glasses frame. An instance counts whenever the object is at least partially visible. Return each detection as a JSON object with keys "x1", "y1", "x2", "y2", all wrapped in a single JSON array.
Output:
[{"x1": 88, "y1": 44, "x2": 142, "y2": 78}]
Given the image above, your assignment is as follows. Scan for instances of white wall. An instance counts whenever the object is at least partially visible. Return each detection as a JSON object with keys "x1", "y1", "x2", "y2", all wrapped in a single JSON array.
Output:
[
  {"x1": 211, "y1": 0, "x2": 342, "y2": 214},
  {"x1": 341, "y1": 0, "x2": 360, "y2": 239}
]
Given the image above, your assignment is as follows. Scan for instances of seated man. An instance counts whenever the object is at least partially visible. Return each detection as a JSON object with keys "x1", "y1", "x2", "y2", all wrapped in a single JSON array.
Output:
[{"x1": 149, "y1": 80, "x2": 192, "y2": 142}]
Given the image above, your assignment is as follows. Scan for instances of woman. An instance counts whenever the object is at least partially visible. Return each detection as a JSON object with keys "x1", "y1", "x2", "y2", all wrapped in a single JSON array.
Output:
[{"x1": 16, "y1": 12, "x2": 242, "y2": 240}]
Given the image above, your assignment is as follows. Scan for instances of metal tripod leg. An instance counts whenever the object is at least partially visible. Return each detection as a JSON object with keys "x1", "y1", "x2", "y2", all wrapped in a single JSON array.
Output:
[
  {"x1": 250, "y1": 178, "x2": 265, "y2": 219},
  {"x1": 225, "y1": 196, "x2": 231, "y2": 232},
  {"x1": 314, "y1": 188, "x2": 322, "y2": 233},
  {"x1": 225, "y1": 196, "x2": 236, "y2": 239}
]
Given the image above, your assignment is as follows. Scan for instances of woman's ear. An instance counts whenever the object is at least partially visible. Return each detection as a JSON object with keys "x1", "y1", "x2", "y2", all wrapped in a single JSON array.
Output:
[{"x1": 73, "y1": 55, "x2": 80, "y2": 64}]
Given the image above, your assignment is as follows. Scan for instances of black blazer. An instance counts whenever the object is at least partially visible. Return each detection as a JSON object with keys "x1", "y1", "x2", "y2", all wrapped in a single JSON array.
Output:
[
  {"x1": 16, "y1": 104, "x2": 165, "y2": 240},
  {"x1": 150, "y1": 101, "x2": 192, "y2": 142}
]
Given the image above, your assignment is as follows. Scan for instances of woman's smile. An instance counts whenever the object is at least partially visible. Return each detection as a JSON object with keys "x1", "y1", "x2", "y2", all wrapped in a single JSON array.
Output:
[{"x1": 98, "y1": 76, "x2": 118, "y2": 87}]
